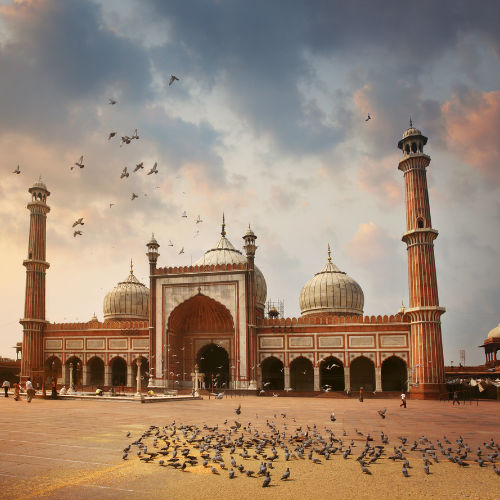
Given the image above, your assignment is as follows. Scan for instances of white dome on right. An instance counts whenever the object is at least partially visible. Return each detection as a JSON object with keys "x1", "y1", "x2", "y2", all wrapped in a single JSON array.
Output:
[{"x1": 299, "y1": 246, "x2": 364, "y2": 317}]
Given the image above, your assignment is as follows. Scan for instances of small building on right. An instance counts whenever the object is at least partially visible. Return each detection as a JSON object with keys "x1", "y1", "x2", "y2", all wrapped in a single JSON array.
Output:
[{"x1": 480, "y1": 323, "x2": 500, "y2": 368}]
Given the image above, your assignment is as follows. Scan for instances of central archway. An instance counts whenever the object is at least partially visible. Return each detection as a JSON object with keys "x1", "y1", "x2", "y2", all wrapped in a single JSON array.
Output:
[
  {"x1": 87, "y1": 357, "x2": 104, "y2": 386},
  {"x1": 350, "y1": 356, "x2": 375, "y2": 392},
  {"x1": 197, "y1": 343, "x2": 230, "y2": 390},
  {"x1": 382, "y1": 356, "x2": 407, "y2": 391},
  {"x1": 261, "y1": 357, "x2": 284, "y2": 390},
  {"x1": 290, "y1": 356, "x2": 314, "y2": 391},
  {"x1": 111, "y1": 357, "x2": 127, "y2": 386},
  {"x1": 320, "y1": 356, "x2": 344, "y2": 391}
]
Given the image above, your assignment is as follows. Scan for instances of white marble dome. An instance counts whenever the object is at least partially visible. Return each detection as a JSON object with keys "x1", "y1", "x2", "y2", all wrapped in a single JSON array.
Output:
[
  {"x1": 487, "y1": 323, "x2": 500, "y2": 339},
  {"x1": 103, "y1": 265, "x2": 149, "y2": 320},
  {"x1": 299, "y1": 248, "x2": 364, "y2": 316},
  {"x1": 193, "y1": 227, "x2": 267, "y2": 309}
]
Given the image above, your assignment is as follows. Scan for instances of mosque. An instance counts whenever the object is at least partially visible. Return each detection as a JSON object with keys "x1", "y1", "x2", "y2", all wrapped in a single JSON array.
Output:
[{"x1": 19, "y1": 125, "x2": 451, "y2": 399}]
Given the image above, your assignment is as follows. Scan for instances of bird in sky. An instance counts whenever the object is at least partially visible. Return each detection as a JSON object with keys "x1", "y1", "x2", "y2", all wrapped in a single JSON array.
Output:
[
  {"x1": 168, "y1": 240, "x2": 174, "y2": 246},
  {"x1": 131, "y1": 128, "x2": 139, "y2": 140},
  {"x1": 134, "y1": 162, "x2": 144, "y2": 172},
  {"x1": 108, "y1": 98, "x2": 117, "y2": 105},
  {"x1": 71, "y1": 156, "x2": 84, "y2": 170},
  {"x1": 169, "y1": 75, "x2": 180, "y2": 86},
  {"x1": 181, "y1": 211, "x2": 187, "y2": 218},
  {"x1": 73, "y1": 230, "x2": 82, "y2": 237},
  {"x1": 131, "y1": 193, "x2": 138, "y2": 201},
  {"x1": 12, "y1": 165, "x2": 20, "y2": 174},
  {"x1": 147, "y1": 162, "x2": 158, "y2": 175},
  {"x1": 196, "y1": 215, "x2": 203, "y2": 224},
  {"x1": 365, "y1": 113, "x2": 372, "y2": 121},
  {"x1": 108, "y1": 132, "x2": 116, "y2": 140},
  {"x1": 178, "y1": 247, "x2": 184, "y2": 254},
  {"x1": 109, "y1": 203, "x2": 114, "y2": 208},
  {"x1": 120, "y1": 136, "x2": 131, "y2": 147},
  {"x1": 72, "y1": 218, "x2": 84, "y2": 227},
  {"x1": 120, "y1": 167, "x2": 129, "y2": 179}
]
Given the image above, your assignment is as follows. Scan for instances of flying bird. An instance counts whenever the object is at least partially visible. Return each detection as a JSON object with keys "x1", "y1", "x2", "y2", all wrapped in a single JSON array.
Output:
[
  {"x1": 131, "y1": 193, "x2": 138, "y2": 201},
  {"x1": 72, "y1": 218, "x2": 84, "y2": 227},
  {"x1": 73, "y1": 230, "x2": 82, "y2": 237},
  {"x1": 365, "y1": 113, "x2": 371, "y2": 121},
  {"x1": 13, "y1": 165, "x2": 21, "y2": 174},
  {"x1": 109, "y1": 203, "x2": 114, "y2": 208},
  {"x1": 131, "y1": 129, "x2": 139, "y2": 140},
  {"x1": 108, "y1": 132, "x2": 116, "y2": 140},
  {"x1": 181, "y1": 211, "x2": 187, "y2": 218},
  {"x1": 120, "y1": 136, "x2": 131, "y2": 147},
  {"x1": 108, "y1": 98, "x2": 117, "y2": 105},
  {"x1": 169, "y1": 75, "x2": 180, "y2": 86},
  {"x1": 120, "y1": 167, "x2": 129, "y2": 179},
  {"x1": 147, "y1": 162, "x2": 158, "y2": 175},
  {"x1": 71, "y1": 156, "x2": 84, "y2": 170},
  {"x1": 178, "y1": 247, "x2": 184, "y2": 254},
  {"x1": 134, "y1": 162, "x2": 144, "y2": 172},
  {"x1": 378, "y1": 408, "x2": 387, "y2": 419},
  {"x1": 168, "y1": 240, "x2": 174, "y2": 246},
  {"x1": 196, "y1": 215, "x2": 203, "y2": 224}
]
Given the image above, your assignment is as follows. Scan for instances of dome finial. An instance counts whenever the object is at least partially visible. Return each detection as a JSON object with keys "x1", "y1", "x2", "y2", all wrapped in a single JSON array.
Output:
[
  {"x1": 409, "y1": 116, "x2": 413, "y2": 128},
  {"x1": 130, "y1": 258, "x2": 133, "y2": 275},
  {"x1": 327, "y1": 243, "x2": 332, "y2": 262},
  {"x1": 221, "y1": 213, "x2": 226, "y2": 237}
]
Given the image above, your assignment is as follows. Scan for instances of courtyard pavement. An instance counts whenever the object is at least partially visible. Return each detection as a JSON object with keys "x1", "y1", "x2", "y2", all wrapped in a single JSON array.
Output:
[{"x1": 0, "y1": 395, "x2": 498, "y2": 500}]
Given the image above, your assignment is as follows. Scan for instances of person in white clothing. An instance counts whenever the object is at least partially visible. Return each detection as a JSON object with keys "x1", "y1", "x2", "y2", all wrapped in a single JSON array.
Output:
[
  {"x1": 2, "y1": 380, "x2": 10, "y2": 398},
  {"x1": 400, "y1": 392, "x2": 407, "y2": 408},
  {"x1": 25, "y1": 378, "x2": 35, "y2": 403}
]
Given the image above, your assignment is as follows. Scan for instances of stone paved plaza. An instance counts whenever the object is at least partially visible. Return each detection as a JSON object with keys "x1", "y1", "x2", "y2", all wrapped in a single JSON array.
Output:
[{"x1": 0, "y1": 396, "x2": 498, "y2": 500}]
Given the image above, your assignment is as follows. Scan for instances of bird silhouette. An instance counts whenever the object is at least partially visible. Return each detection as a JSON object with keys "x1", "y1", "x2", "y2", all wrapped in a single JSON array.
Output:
[
  {"x1": 73, "y1": 230, "x2": 82, "y2": 237},
  {"x1": 178, "y1": 247, "x2": 184, "y2": 254},
  {"x1": 147, "y1": 162, "x2": 158, "y2": 175},
  {"x1": 169, "y1": 75, "x2": 180, "y2": 86},
  {"x1": 109, "y1": 98, "x2": 117, "y2": 105},
  {"x1": 365, "y1": 113, "x2": 371, "y2": 121},
  {"x1": 377, "y1": 408, "x2": 387, "y2": 419},
  {"x1": 120, "y1": 167, "x2": 129, "y2": 179},
  {"x1": 13, "y1": 165, "x2": 20, "y2": 174},
  {"x1": 134, "y1": 162, "x2": 144, "y2": 172},
  {"x1": 131, "y1": 193, "x2": 138, "y2": 201},
  {"x1": 71, "y1": 156, "x2": 84, "y2": 170},
  {"x1": 108, "y1": 132, "x2": 116, "y2": 140},
  {"x1": 72, "y1": 218, "x2": 84, "y2": 227}
]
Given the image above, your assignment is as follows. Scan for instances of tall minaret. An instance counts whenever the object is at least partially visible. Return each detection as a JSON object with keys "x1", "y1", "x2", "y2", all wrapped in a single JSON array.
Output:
[
  {"x1": 20, "y1": 179, "x2": 51, "y2": 383},
  {"x1": 398, "y1": 123, "x2": 446, "y2": 399},
  {"x1": 243, "y1": 224, "x2": 257, "y2": 389},
  {"x1": 146, "y1": 234, "x2": 160, "y2": 384}
]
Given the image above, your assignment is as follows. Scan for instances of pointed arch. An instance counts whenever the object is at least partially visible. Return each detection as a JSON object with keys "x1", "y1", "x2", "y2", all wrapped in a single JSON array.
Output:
[
  {"x1": 261, "y1": 356, "x2": 284, "y2": 390},
  {"x1": 290, "y1": 356, "x2": 314, "y2": 391},
  {"x1": 319, "y1": 356, "x2": 344, "y2": 391}
]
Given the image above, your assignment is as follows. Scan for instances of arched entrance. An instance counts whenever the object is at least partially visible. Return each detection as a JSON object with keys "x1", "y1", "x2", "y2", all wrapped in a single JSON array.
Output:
[
  {"x1": 197, "y1": 343, "x2": 229, "y2": 390},
  {"x1": 44, "y1": 356, "x2": 62, "y2": 385},
  {"x1": 350, "y1": 356, "x2": 375, "y2": 392},
  {"x1": 382, "y1": 356, "x2": 407, "y2": 391},
  {"x1": 111, "y1": 357, "x2": 127, "y2": 386},
  {"x1": 65, "y1": 356, "x2": 83, "y2": 388},
  {"x1": 261, "y1": 357, "x2": 284, "y2": 390},
  {"x1": 290, "y1": 356, "x2": 314, "y2": 391},
  {"x1": 87, "y1": 357, "x2": 104, "y2": 386},
  {"x1": 320, "y1": 356, "x2": 344, "y2": 391},
  {"x1": 167, "y1": 293, "x2": 235, "y2": 385},
  {"x1": 132, "y1": 357, "x2": 149, "y2": 388}
]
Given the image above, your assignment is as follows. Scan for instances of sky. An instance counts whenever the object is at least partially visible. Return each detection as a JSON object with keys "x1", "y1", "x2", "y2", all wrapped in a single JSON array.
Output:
[{"x1": 0, "y1": 0, "x2": 498, "y2": 366}]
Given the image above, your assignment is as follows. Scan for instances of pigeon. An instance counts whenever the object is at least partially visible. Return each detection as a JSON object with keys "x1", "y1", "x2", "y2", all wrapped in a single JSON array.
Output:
[
  {"x1": 147, "y1": 162, "x2": 158, "y2": 175},
  {"x1": 378, "y1": 408, "x2": 386, "y2": 419},
  {"x1": 424, "y1": 464, "x2": 430, "y2": 475},
  {"x1": 330, "y1": 413, "x2": 336, "y2": 422},
  {"x1": 120, "y1": 167, "x2": 129, "y2": 179},
  {"x1": 126, "y1": 431, "x2": 130, "y2": 438},
  {"x1": 178, "y1": 247, "x2": 184, "y2": 255},
  {"x1": 120, "y1": 136, "x2": 131, "y2": 147},
  {"x1": 210, "y1": 466, "x2": 218, "y2": 474},
  {"x1": 13, "y1": 165, "x2": 20, "y2": 174},
  {"x1": 134, "y1": 162, "x2": 144, "y2": 172},
  {"x1": 131, "y1": 193, "x2": 138, "y2": 201},
  {"x1": 365, "y1": 113, "x2": 371, "y2": 121},
  {"x1": 73, "y1": 230, "x2": 82, "y2": 237},
  {"x1": 196, "y1": 215, "x2": 203, "y2": 224},
  {"x1": 229, "y1": 468, "x2": 235, "y2": 479},
  {"x1": 360, "y1": 462, "x2": 371, "y2": 474},
  {"x1": 262, "y1": 472, "x2": 271, "y2": 487},
  {"x1": 131, "y1": 129, "x2": 139, "y2": 140},
  {"x1": 281, "y1": 468, "x2": 290, "y2": 480},
  {"x1": 71, "y1": 156, "x2": 84, "y2": 170},
  {"x1": 181, "y1": 211, "x2": 187, "y2": 218},
  {"x1": 402, "y1": 465, "x2": 409, "y2": 477},
  {"x1": 169, "y1": 75, "x2": 180, "y2": 86},
  {"x1": 72, "y1": 218, "x2": 84, "y2": 227},
  {"x1": 108, "y1": 132, "x2": 116, "y2": 140},
  {"x1": 122, "y1": 452, "x2": 127, "y2": 460},
  {"x1": 109, "y1": 98, "x2": 117, "y2": 105},
  {"x1": 235, "y1": 404, "x2": 241, "y2": 415},
  {"x1": 168, "y1": 240, "x2": 174, "y2": 246}
]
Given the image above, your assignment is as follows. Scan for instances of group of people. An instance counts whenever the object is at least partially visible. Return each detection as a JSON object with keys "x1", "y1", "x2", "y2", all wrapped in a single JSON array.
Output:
[{"x1": 2, "y1": 377, "x2": 38, "y2": 402}]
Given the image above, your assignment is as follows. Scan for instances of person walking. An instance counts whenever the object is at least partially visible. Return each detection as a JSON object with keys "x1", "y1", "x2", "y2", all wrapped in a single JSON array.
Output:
[
  {"x1": 2, "y1": 379, "x2": 10, "y2": 397},
  {"x1": 13, "y1": 382, "x2": 20, "y2": 401},
  {"x1": 400, "y1": 392, "x2": 407, "y2": 408},
  {"x1": 452, "y1": 391, "x2": 460, "y2": 405},
  {"x1": 25, "y1": 378, "x2": 35, "y2": 403},
  {"x1": 359, "y1": 386, "x2": 364, "y2": 402}
]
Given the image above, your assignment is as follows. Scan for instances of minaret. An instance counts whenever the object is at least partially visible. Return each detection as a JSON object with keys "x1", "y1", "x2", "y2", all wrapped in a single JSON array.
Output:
[
  {"x1": 146, "y1": 234, "x2": 160, "y2": 384},
  {"x1": 243, "y1": 224, "x2": 257, "y2": 389},
  {"x1": 398, "y1": 123, "x2": 446, "y2": 399},
  {"x1": 20, "y1": 178, "x2": 51, "y2": 383}
]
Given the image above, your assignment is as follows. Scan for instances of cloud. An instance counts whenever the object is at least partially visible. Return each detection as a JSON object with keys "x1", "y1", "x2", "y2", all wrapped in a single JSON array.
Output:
[
  {"x1": 345, "y1": 222, "x2": 394, "y2": 265},
  {"x1": 441, "y1": 89, "x2": 499, "y2": 183}
]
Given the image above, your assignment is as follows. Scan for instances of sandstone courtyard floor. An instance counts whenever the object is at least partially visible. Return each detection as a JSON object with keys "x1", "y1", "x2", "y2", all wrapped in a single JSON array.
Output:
[{"x1": 0, "y1": 395, "x2": 498, "y2": 500}]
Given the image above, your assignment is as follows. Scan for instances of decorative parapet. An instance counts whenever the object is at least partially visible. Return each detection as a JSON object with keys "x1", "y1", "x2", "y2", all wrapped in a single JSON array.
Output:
[
  {"x1": 46, "y1": 320, "x2": 149, "y2": 331},
  {"x1": 257, "y1": 313, "x2": 409, "y2": 327},
  {"x1": 155, "y1": 262, "x2": 247, "y2": 275}
]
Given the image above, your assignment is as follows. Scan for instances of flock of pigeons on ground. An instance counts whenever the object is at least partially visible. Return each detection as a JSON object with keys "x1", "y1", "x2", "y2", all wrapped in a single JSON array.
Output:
[{"x1": 120, "y1": 403, "x2": 499, "y2": 488}]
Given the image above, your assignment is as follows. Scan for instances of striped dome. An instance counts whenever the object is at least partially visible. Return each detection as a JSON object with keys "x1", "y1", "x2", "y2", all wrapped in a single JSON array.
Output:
[
  {"x1": 103, "y1": 265, "x2": 149, "y2": 320},
  {"x1": 299, "y1": 248, "x2": 364, "y2": 317}
]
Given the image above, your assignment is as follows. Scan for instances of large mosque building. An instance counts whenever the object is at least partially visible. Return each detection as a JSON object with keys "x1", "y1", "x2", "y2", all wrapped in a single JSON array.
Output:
[{"x1": 19, "y1": 126, "x2": 448, "y2": 399}]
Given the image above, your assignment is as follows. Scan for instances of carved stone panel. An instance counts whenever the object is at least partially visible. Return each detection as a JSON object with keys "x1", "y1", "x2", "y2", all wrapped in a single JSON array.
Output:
[
  {"x1": 65, "y1": 339, "x2": 83, "y2": 350},
  {"x1": 86, "y1": 339, "x2": 105, "y2": 350},
  {"x1": 109, "y1": 339, "x2": 128, "y2": 350},
  {"x1": 318, "y1": 336, "x2": 343, "y2": 348},
  {"x1": 260, "y1": 337, "x2": 284, "y2": 349},
  {"x1": 45, "y1": 339, "x2": 62, "y2": 350},
  {"x1": 380, "y1": 335, "x2": 406, "y2": 347},
  {"x1": 349, "y1": 336, "x2": 374, "y2": 348},
  {"x1": 132, "y1": 339, "x2": 149, "y2": 349},
  {"x1": 289, "y1": 337, "x2": 313, "y2": 348}
]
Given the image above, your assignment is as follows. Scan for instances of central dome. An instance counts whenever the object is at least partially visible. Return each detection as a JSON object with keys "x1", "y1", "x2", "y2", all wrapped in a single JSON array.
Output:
[
  {"x1": 193, "y1": 219, "x2": 267, "y2": 309},
  {"x1": 299, "y1": 246, "x2": 364, "y2": 317},
  {"x1": 103, "y1": 262, "x2": 149, "y2": 321}
]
